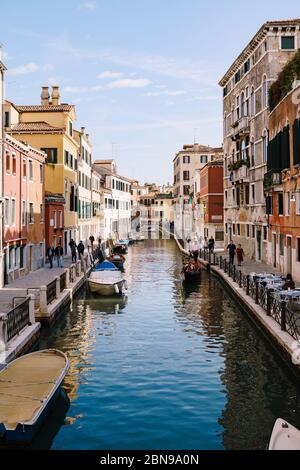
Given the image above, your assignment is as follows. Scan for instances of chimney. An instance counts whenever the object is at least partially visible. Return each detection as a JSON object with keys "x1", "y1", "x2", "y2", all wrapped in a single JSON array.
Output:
[
  {"x1": 41, "y1": 86, "x2": 50, "y2": 105},
  {"x1": 81, "y1": 127, "x2": 86, "y2": 135},
  {"x1": 51, "y1": 86, "x2": 61, "y2": 105}
]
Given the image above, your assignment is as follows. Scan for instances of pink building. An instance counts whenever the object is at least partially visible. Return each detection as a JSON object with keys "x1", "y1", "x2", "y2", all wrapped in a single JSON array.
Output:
[{"x1": 3, "y1": 135, "x2": 46, "y2": 284}]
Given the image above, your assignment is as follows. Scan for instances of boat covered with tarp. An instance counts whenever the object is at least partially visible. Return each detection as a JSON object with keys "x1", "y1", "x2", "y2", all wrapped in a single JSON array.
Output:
[
  {"x1": 0, "y1": 350, "x2": 69, "y2": 442},
  {"x1": 94, "y1": 260, "x2": 118, "y2": 271}
]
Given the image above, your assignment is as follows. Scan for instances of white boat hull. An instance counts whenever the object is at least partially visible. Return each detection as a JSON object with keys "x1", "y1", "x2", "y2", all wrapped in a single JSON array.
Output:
[
  {"x1": 269, "y1": 418, "x2": 300, "y2": 450},
  {"x1": 88, "y1": 279, "x2": 124, "y2": 296}
]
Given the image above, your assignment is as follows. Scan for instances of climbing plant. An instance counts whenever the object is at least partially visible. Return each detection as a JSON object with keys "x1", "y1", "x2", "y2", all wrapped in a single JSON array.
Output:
[{"x1": 269, "y1": 49, "x2": 300, "y2": 111}]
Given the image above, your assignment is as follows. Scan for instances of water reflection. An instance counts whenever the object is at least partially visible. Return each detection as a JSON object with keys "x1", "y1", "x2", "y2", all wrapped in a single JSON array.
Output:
[{"x1": 30, "y1": 240, "x2": 300, "y2": 450}]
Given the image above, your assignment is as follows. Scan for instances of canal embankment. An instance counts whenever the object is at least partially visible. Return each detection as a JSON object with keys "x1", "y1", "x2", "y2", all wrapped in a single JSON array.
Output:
[
  {"x1": 175, "y1": 236, "x2": 300, "y2": 377},
  {"x1": 0, "y1": 252, "x2": 96, "y2": 367}
]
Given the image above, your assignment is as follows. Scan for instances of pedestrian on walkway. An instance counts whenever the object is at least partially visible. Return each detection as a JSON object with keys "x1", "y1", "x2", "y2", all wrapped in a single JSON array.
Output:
[
  {"x1": 227, "y1": 240, "x2": 236, "y2": 265},
  {"x1": 236, "y1": 244, "x2": 245, "y2": 266},
  {"x1": 208, "y1": 236, "x2": 215, "y2": 253},
  {"x1": 71, "y1": 244, "x2": 77, "y2": 263},
  {"x1": 203, "y1": 237, "x2": 208, "y2": 252},
  {"x1": 55, "y1": 244, "x2": 64, "y2": 268},
  {"x1": 89, "y1": 235, "x2": 95, "y2": 250},
  {"x1": 47, "y1": 246, "x2": 54, "y2": 269},
  {"x1": 77, "y1": 240, "x2": 85, "y2": 260}
]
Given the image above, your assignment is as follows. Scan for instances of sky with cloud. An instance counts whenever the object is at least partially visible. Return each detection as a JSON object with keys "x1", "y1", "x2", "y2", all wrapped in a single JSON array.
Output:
[{"x1": 1, "y1": 0, "x2": 300, "y2": 183}]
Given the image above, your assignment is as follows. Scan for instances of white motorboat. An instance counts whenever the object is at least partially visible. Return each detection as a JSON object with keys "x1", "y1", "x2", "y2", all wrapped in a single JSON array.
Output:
[
  {"x1": 268, "y1": 418, "x2": 300, "y2": 450},
  {"x1": 88, "y1": 270, "x2": 126, "y2": 296}
]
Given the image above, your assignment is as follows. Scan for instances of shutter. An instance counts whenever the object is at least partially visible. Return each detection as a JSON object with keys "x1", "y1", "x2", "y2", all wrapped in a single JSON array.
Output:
[{"x1": 293, "y1": 119, "x2": 300, "y2": 166}]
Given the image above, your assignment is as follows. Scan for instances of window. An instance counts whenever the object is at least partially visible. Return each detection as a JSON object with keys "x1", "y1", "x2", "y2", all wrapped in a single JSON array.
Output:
[
  {"x1": 183, "y1": 185, "x2": 190, "y2": 196},
  {"x1": 296, "y1": 190, "x2": 300, "y2": 215},
  {"x1": 41, "y1": 148, "x2": 58, "y2": 164},
  {"x1": 4, "y1": 198, "x2": 9, "y2": 225},
  {"x1": 29, "y1": 160, "x2": 33, "y2": 180},
  {"x1": 200, "y1": 155, "x2": 208, "y2": 164},
  {"x1": 4, "y1": 111, "x2": 9, "y2": 128},
  {"x1": 266, "y1": 195, "x2": 272, "y2": 215},
  {"x1": 251, "y1": 184, "x2": 255, "y2": 204},
  {"x1": 12, "y1": 155, "x2": 16, "y2": 175},
  {"x1": 40, "y1": 243, "x2": 44, "y2": 258},
  {"x1": 250, "y1": 87, "x2": 255, "y2": 117},
  {"x1": 40, "y1": 204, "x2": 43, "y2": 222},
  {"x1": 281, "y1": 36, "x2": 295, "y2": 50},
  {"x1": 22, "y1": 201, "x2": 26, "y2": 226},
  {"x1": 263, "y1": 226, "x2": 268, "y2": 241},
  {"x1": 237, "y1": 224, "x2": 240, "y2": 236},
  {"x1": 297, "y1": 238, "x2": 300, "y2": 262},
  {"x1": 234, "y1": 70, "x2": 240, "y2": 84},
  {"x1": 69, "y1": 121, "x2": 73, "y2": 136},
  {"x1": 20, "y1": 246, "x2": 25, "y2": 269},
  {"x1": 252, "y1": 225, "x2": 255, "y2": 238},
  {"x1": 183, "y1": 155, "x2": 190, "y2": 164},
  {"x1": 246, "y1": 224, "x2": 250, "y2": 238},
  {"x1": 278, "y1": 193, "x2": 284, "y2": 215},
  {"x1": 53, "y1": 210, "x2": 57, "y2": 228},
  {"x1": 262, "y1": 76, "x2": 268, "y2": 108},
  {"x1": 280, "y1": 234, "x2": 284, "y2": 256},
  {"x1": 40, "y1": 164, "x2": 43, "y2": 183},
  {"x1": 11, "y1": 199, "x2": 16, "y2": 225},
  {"x1": 183, "y1": 171, "x2": 190, "y2": 181},
  {"x1": 245, "y1": 185, "x2": 250, "y2": 205},
  {"x1": 6, "y1": 152, "x2": 10, "y2": 172},
  {"x1": 23, "y1": 160, "x2": 27, "y2": 178},
  {"x1": 215, "y1": 231, "x2": 224, "y2": 242},
  {"x1": 232, "y1": 224, "x2": 236, "y2": 235},
  {"x1": 29, "y1": 203, "x2": 34, "y2": 223},
  {"x1": 286, "y1": 192, "x2": 291, "y2": 215},
  {"x1": 262, "y1": 133, "x2": 268, "y2": 162},
  {"x1": 59, "y1": 210, "x2": 63, "y2": 228},
  {"x1": 64, "y1": 150, "x2": 69, "y2": 166}
]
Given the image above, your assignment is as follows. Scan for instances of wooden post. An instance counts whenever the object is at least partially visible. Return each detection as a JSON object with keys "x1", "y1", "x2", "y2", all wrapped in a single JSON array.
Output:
[
  {"x1": 281, "y1": 301, "x2": 286, "y2": 331},
  {"x1": 246, "y1": 275, "x2": 250, "y2": 296}
]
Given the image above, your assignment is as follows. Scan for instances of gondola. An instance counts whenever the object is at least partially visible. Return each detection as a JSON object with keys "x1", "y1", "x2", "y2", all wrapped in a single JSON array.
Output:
[{"x1": 182, "y1": 261, "x2": 201, "y2": 281}]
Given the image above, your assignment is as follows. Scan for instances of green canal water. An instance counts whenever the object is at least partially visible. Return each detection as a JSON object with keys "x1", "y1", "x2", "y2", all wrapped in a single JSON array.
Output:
[{"x1": 33, "y1": 239, "x2": 300, "y2": 450}]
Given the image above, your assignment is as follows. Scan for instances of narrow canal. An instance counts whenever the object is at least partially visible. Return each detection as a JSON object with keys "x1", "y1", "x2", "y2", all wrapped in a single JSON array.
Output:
[{"x1": 36, "y1": 239, "x2": 300, "y2": 450}]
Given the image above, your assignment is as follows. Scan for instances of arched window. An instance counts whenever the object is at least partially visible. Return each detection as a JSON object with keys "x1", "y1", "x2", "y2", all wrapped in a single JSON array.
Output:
[
  {"x1": 241, "y1": 91, "x2": 245, "y2": 117},
  {"x1": 250, "y1": 86, "x2": 255, "y2": 117},
  {"x1": 262, "y1": 75, "x2": 268, "y2": 109},
  {"x1": 262, "y1": 129, "x2": 268, "y2": 163}
]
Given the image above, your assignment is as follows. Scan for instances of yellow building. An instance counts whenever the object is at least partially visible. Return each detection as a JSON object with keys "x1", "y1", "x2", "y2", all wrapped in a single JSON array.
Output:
[{"x1": 5, "y1": 86, "x2": 79, "y2": 254}]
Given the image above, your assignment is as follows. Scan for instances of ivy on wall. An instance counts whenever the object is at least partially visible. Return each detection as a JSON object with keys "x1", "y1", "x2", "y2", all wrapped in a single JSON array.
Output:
[{"x1": 269, "y1": 49, "x2": 300, "y2": 111}]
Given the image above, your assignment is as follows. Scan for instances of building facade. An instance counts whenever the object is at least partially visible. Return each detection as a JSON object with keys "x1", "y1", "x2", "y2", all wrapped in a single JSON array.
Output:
[
  {"x1": 91, "y1": 169, "x2": 103, "y2": 242},
  {"x1": 219, "y1": 19, "x2": 300, "y2": 262},
  {"x1": 0, "y1": 49, "x2": 6, "y2": 287},
  {"x1": 45, "y1": 192, "x2": 65, "y2": 251},
  {"x1": 198, "y1": 160, "x2": 224, "y2": 248},
  {"x1": 74, "y1": 127, "x2": 92, "y2": 245},
  {"x1": 5, "y1": 86, "x2": 79, "y2": 256},
  {"x1": 265, "y1": 80, "x2": 300, "y2": 281},
  {"x1": 173, "y1": 144, "x2": 223, "y2": 204},
  {"x1": 3, "y1": 135, "x2": 46, "y2": 283}
]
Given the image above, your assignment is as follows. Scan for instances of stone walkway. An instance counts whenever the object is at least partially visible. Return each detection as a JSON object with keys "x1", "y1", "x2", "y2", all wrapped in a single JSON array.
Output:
[{"x1": 0, "y1": 253, "x2": 88, "y2": 314}]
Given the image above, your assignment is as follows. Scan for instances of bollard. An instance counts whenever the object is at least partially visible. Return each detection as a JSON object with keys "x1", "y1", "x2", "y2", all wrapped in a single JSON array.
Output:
[
  {"x1": 224, "y1": 259, "x2": 227, "y2": 273},
  {"x1": 55, "y1": 276, "x2": 60, "y2": 298},
  {"x1": 213, "y1": 253, "x2": 216, "y2": 265},
  {"x1": 219, "y1": 255, "x2": 222, "y2": 269},
  {"x1": 246, "y1": 275, "x2": 250, "y2": 296},
  {"x1": 255, "y1": 281, "x2": 259, "y2": 304},
  {"x1": 29, "y1": 294, "x2": 36, "y2": 324},
  {"x1": 65, "y1": 269, "x2": 70, "y2": 288},
  {"x1": 281, "y1": 301, "x2": 286, "y2": 331},
  {"x1": 39, "y1": 286, "x2": 48, "y2": 313},
  {"x1": 266, "y1": 289, "x2": 271, "y2": 316},
  {"x1": 233, "y1": 265, "x2": 236, "y2": 282},
  {"x1": 239, "y1": 270, "x2": 242, "y2": 288}
]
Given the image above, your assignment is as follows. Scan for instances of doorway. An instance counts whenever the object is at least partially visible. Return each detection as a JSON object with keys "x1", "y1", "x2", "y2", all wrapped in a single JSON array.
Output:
[
  {"x1": 273, "y1": 233, "x2": 277, "y2": 268},
  {"x1": 256, "y1": 229, "x2": 262, "y2": 261},
  {"x1": 286, "y1": 236, "x2": 292, "y2": 274}
]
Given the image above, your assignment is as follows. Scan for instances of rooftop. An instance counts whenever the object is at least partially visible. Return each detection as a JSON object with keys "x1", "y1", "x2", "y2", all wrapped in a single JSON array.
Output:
[
  {"x1": 9, "y1": 121, "x2": 65, "y2": 134},
  {"x1": 16, "y1": 104, "x2": 74, "y2": 112},
  {"x1": 219, "y1": 19, "x2": 300, "y2": 87}
]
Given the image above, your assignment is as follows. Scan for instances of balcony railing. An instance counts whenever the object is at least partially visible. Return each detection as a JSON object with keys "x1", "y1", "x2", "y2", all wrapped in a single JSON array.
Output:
[
  {"x1": 231, "y1": 117, "x2": 250, "y2": 139},
  {"x1": 263, "y1": 169, "x2": 282, "y2": 190}
]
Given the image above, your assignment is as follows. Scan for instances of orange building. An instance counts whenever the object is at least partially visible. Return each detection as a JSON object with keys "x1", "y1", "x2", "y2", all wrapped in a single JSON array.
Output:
[
  {"x1": 45, "y1": 192, "x2": 65, "y2": 251},
  {"x1": 3, "y1": 135, "x2": 46, "y2": 284},
  {"x1": 265, "y1": 82, "x2": 300, "y2": 280}
]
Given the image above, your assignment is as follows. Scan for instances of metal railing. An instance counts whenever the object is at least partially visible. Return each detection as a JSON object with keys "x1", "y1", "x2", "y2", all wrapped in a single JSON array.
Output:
[
  {"x1": 6, "y1": 298, "x2": 30, "y2": 342},
  {"x1": 199, "y1": 251, "x2": 300, "y2": 341},
  {"x1": 47, "y1": 279, "x2": 57, "y2": 305}
]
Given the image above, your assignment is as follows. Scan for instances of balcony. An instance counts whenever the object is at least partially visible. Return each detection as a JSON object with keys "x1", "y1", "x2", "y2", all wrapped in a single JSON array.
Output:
[
  {"x1": 228, "y1": 160, "x2": 250, "y2": 183},
  {"x1": 235, "y1": 164, "x2": 249, "y2": 181},
  {"x1": 230, "y1": 117, "x2": 250, "y2": 140},
  {"x1": 263, "y1": 170, "x2": 282, "y2": 190}
]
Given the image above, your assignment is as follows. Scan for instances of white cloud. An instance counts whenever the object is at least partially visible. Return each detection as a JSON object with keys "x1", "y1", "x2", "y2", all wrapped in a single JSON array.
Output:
[
  {"x1": 107, "y1": 78, "x2": 152, "y2": 89},
  {"x1": 98, "y1": 70, "x2": 124, "y2": 79},
  {"x1": 79, "y1": 1, "x2": 97, "y2": 10},
  {"x1": 9, "y1": 62, "x2": 39, "y2": 76},
  {"x1": 64, "y1": 84, "x2": 104, "y2": 93},
  {"x1": 143, "y1": 89, "x2": 187, "y2": 97}
]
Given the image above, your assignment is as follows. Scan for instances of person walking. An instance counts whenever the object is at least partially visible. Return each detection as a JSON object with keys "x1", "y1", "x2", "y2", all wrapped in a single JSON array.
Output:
[
  {"x1": 236, "y1": 244, "x2": 245, "y2": 266},
  {"x1": 203, "y1": 237, "x2": 208, "y2": 252},
  {"x1": 77, "y1": 240, "x2": 85, "y2": 260},
  {"x1": 55, "y1": 244, "x2": 64, "y2": 268},
  {"x1": 71, "y1": 244, "x2": 77, "y2": 263},
  {"x1": 89, "y1": 235, "x2": 95, "y2": 251},
  {"x1": 208, "y1": 236, "x2": 215, "y2": 253},
  {"x1": 47, "y1": 246, "x2": 54, "y2": 269},
  {"x1": 283, "y1": 273, "x2": 295, "y2": 290},
  {"x1": 227, "y1": 240, "x2": 236, "y2": 265}
]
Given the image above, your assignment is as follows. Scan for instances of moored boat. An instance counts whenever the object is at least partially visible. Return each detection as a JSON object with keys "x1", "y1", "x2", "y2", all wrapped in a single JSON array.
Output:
[
  {"x1": 0, "y1": 350, "x2": 69, "y2": 442},
  {"x1": 88, "y1": 270, "x2": 126, "y2": 296},
  {"x1": 268, "y1": 418, "x2": 300, "y2": 450},
  {"x1": 112, "y1": 244, "x2": 128, "y2": 254},
  {"x1": 182, "y1": 261, "x2": 201, "y2": 281},
  {"x1": 94, "y1": 260, "x2": 118, "y2": 271},
  {"x1": 107, "y1": 254, "x2": 126, "y2": 269}
]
